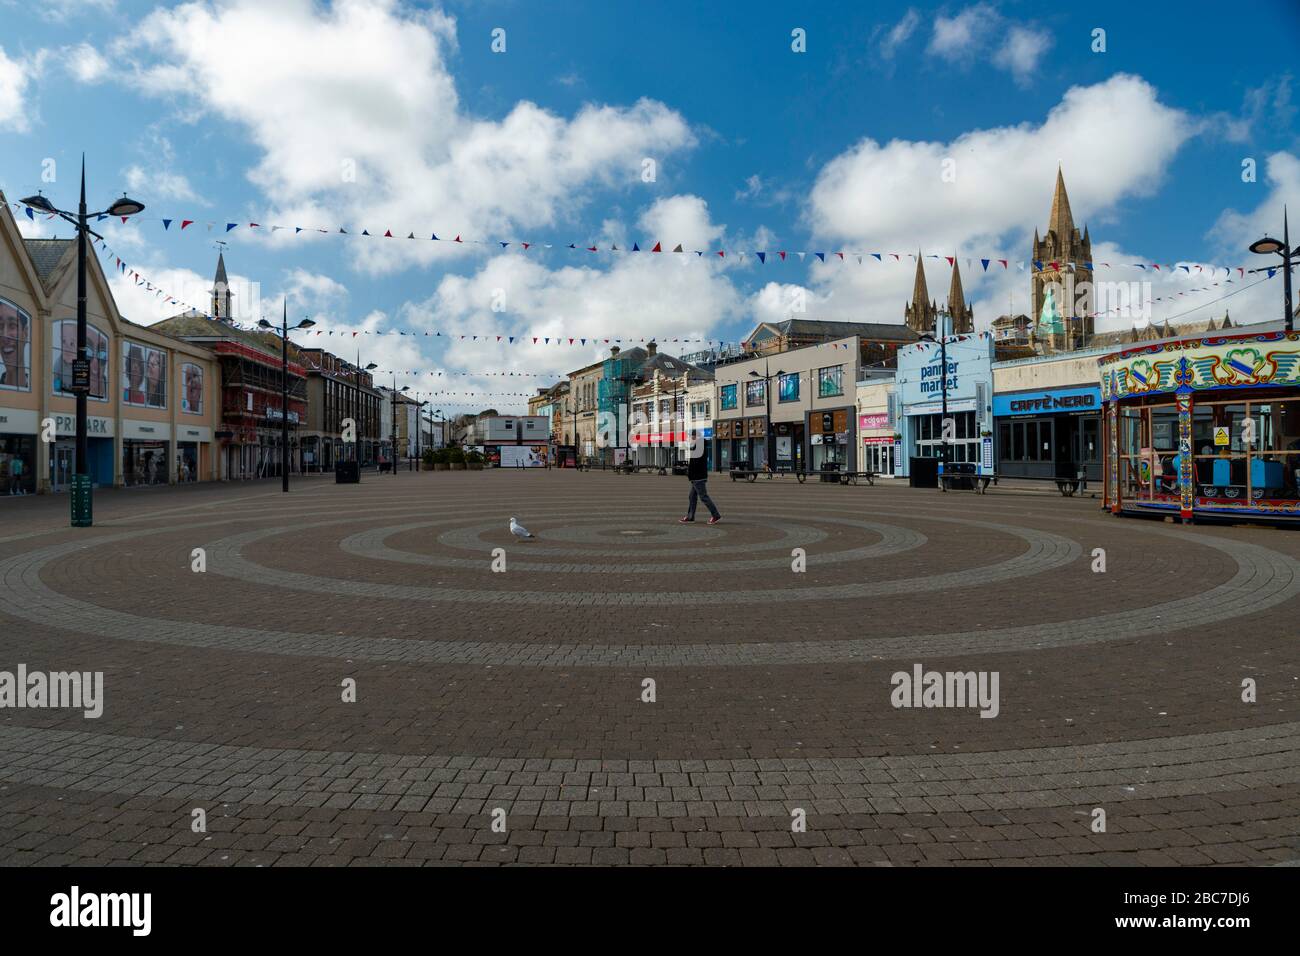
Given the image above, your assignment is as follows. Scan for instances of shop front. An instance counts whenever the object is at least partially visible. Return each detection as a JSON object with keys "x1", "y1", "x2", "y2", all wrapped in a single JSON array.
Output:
[
  {"x1": 0, "y1": 407, "x2": 36, "y2": 496},
  {"x1": 122, "y1": 421, "x2": 170, "y2": 487},
  {"x1": 858, "y1": 412, "x2": 893, "y2": 476},
  {"x1": 176, "y1": 425, "x2": 212, "y2": 483},
  {"x1": 51, "y1": 411, "x2": 115, "y2": 490},
  {"x1": 994, "y1": 385, "x2": 1102, "y2": 482},
  {"x1": 1101, "y1": 328, "x2": 1300, "y2": 521},
  {"x1": 895, "y1": 332, "x2": 995, "y2": 478},
  {"x1": 807, "y1": 409, "x2": 853, "y2": 473},
  {"x1": 771, "y1": 420, "x2": 804, "y2": 473}
]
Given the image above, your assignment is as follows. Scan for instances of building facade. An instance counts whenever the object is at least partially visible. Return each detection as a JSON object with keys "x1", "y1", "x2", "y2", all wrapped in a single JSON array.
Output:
[
  {"x1": 0, "y1": 196, "x2": 222, "y2": 494},
  {"x1": 1031, "y1": 168, "x2": 1094, "y2": 351},
  {"x1": 713, "y1": 336, "x2": 863, "y2": 473},
  {"x1": 894, "y1": 331, "x2": 996, "y2": 478},
  {"x1": 300, "y1": 347, "x2": 382, "y2": 470}
]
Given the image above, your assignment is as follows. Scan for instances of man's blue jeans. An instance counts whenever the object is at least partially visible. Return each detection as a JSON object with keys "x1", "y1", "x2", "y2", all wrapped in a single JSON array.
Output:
[{"x1": 687, "y1": 479, "x2": 720, "y2": 520}]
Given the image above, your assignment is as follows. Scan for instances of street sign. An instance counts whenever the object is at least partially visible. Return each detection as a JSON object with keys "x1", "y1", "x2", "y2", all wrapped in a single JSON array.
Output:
[
  {"x1": 70, "y1": 359, "x2": 91, "y2": 393},
  {"x1": 70, "y1": 474, "x2": 93, "y2": 527},
  {"x1": 1214, "y1": 426, "x2": 1230, "y2": 447}
]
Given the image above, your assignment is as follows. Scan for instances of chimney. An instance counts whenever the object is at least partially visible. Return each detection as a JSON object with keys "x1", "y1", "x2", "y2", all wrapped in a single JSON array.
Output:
[
  {"x1": 610, "y1": 345, "x2": 620, "y2": 357},
  {"x1": 647, "y1": 341, "x2": 658, "y2": 356}
]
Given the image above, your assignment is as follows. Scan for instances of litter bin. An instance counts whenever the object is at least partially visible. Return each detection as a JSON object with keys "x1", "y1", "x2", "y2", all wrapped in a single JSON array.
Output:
[
  {"x1": 819, "y1": 462, "x2": 841, "y2": 483},
  {"x1": 908, "y1": 456, "x2": 938, "y2": 488},
  {"x1": 70, "y1": 474, "x2": 93, "y2": 527},
  {"x1": 335, "y1": 460, "x2": 361, "y2": 484}
]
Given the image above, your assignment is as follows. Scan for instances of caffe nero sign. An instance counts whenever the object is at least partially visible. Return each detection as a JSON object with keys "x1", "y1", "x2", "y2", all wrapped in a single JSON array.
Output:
[{"x1": 993, "y1": 385, "x2": 1101, "y2": 417}]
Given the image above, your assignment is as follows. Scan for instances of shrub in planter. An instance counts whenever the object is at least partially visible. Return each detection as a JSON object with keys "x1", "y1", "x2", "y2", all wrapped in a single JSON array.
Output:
[{"x1": 448, "y1": 447, "x2": 465, "y2": 464}]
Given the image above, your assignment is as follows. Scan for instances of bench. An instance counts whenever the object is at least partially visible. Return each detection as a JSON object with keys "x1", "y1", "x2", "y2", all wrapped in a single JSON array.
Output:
[
  {"x1": 836, "y1": 471, "x2": 877, "y2": 486},
  {"x1": 729, "y1": 468, "x2": 808, "y2": 483},
  {"x1": 938, "y1": 472, "x2": 994, "y2": 494}
]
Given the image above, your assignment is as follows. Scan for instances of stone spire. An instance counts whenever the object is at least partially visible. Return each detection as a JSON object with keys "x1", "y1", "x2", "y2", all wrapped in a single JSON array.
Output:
[
  {"x1": 904, "y1": 250, "x2": 936, "y2": 334},
  {"x1": 211, "y1": 252, "x2": 233, "y2": 322},
  {"x1": 944, "y1": 257, "x2": 974, "y2": 334},
  {"x1": 1048, "y1": 165, "x2": 1074, "y2": 240},
  {"x1": 911, "y1": 249, "x2": 929, "y2": 308}
]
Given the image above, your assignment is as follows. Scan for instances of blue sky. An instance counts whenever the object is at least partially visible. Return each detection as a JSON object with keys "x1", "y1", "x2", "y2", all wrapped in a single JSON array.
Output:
[{"x1": 1, "y1": 0, "x2": 1297, "y2": 411}]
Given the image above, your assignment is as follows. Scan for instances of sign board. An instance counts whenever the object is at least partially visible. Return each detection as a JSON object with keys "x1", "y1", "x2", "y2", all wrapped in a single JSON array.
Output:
[
  {"x1": 859, "y1": 413, "x2": 889, "y2": 430},
  {"x1": 71, "y1": 359, "x2": 91, "y2": 393},
  {"x1": 501, "y1": 445, "x2": 546, "y2": 468},
  {"x1": 993, "y1": 385, "x2": 1101, "y2": 417},
  {"x1": 982, "y1": 436, "x2": 994, "y2": 470},
  {"x1": 1214, "y1": 426, "x2": 1230, "y2": 446}
]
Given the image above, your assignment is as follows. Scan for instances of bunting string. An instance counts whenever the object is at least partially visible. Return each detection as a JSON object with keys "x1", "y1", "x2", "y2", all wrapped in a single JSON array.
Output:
[{"x1": 13, "y1": 202, "x2": 1262, "y2": 281}]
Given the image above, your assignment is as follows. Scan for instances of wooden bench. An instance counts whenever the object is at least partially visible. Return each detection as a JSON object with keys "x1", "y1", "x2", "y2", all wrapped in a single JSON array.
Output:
[{"x1": 938, "y1": 471, "x2": 995, "y2": 494}]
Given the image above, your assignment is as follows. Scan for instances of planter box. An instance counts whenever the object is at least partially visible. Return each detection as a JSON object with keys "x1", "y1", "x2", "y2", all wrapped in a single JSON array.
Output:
[
  {"x1": 434, "y1": 463, "x2": 450, "y2": 471},
  {"x1": 468, "y1": 463, "x2": 484, "y2": 471},
  {"x1": 450, "y1": 462, "x2": 467, "y2": 470}
]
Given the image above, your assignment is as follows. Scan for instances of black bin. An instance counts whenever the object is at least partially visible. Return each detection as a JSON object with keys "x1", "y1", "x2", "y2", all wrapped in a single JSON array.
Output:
[
  {"x1": 335, "y1": 460, "x2": 361, "y2": 484},
  {"x1": 819, "y1": 462, "x2": 841, "y2": 483},
  {"x1": 909, "y1": 456, "x2": 938, "y2": 488}
]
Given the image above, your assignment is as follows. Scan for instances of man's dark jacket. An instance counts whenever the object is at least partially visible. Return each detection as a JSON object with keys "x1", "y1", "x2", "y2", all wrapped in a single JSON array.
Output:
[{"x1": 687, "y1": 453, "x2": 708, "y2": 482}]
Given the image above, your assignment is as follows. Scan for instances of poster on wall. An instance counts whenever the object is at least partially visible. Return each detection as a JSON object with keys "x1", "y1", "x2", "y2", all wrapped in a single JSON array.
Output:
[
  {"x1": 181, "y1": 363, "x2": 204, "y2": 414},
  {"x1": 776, "y1": 436, "x2": 792, "y2": 459},
  {"x1": 501, "y1": 445, "x2": 547, "y2": 468},
  {"x1": 122, "y1": 341, "x2": 167, "y2": 408},
  {"x1": 53, "y1": 320, "x2": 110, "y2": 400},
  {"x1": 0, "y1": 299, "x2": 32, "y2": 392}
]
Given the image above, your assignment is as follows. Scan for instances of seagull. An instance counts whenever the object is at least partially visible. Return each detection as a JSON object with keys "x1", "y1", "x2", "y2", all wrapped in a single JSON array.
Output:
[{"x1": 509, "y1": 517, "x2": 535, "y2": 539}]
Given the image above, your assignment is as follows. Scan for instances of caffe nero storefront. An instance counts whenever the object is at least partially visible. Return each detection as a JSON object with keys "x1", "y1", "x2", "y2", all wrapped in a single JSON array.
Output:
[{"x1": 993, "y1": 384, "x2": 1102, "y2": 482}]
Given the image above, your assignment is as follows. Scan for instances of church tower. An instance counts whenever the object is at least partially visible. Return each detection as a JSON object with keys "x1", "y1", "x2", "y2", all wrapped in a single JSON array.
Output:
[
  {"x1": 904, "y1": 251, "x2": 937, "y2": 334},
  {"x1": 211, "y1": 252, "x2": 234, "y2": 322},
  {"x1": 945, "y1": 257, "x2": 974, "y2": 334},
  {"x1": 1031, "y1": 168, "x2": 1093, "y2": 350}
]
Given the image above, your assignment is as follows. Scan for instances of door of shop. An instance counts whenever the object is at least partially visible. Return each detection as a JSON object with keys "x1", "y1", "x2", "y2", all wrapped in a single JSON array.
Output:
[{"x1": 51, "y1": 441, "x2": 74, "y2": 492}]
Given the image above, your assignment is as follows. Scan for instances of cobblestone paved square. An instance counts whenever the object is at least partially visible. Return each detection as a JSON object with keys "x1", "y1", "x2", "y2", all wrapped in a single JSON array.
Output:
[{"x1": 1, "y1": 471, "x2": 1297, "y2": 866}]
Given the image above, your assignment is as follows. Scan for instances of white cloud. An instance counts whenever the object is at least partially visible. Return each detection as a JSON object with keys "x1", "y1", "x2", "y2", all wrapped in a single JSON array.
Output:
[
  {"x1": 124, "y1": 164, "x2": 201, "y2": 203},
  {"x1": 928, "y1": 4, "x2": 996, "y2": 59},
  {"x1": 796, "y1": 74, "x2": 1200, "y2": 334},
  {"x1": 928, "y1": 5, "x2": 1051, "y2": 84},
  {"x1": 0, "y1": 45, "x2": 44, "y2": 133},
  {"x1": 994, "y1": 26, "x2": 1053, "y2": 87},
  {"x1": 877, "y1": 9, "x2": 920, "y2": 60},
  {"x1": 808, "y1": 74, "x2": 1190, "y2": 250},
  {"x1": 119, "y1": 0, "x2": 697, "y2": 276},
  {"x1": 39, "y1": 0, "x2": 115, "y2": 22},
  {"x1": 67, "y1": 42, "x2": 109, "y2": 83}
]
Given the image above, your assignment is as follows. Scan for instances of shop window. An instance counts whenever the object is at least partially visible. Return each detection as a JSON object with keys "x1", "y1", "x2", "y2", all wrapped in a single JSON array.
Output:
[
  {"x1": 817, "y1": 366, "x2": 844, "y2": 397},
  {"x1": 720, "y1": 384, "x2": 737, "y2": 410},
  {"x1": 0, "y1": 299, "x2": 32, "y2": 392},
  {"x1": 745, "y1": 380, "x2": 766, "y2": 407},
  {"x1": 51, "y1": 319, "x2": 109, "y2": 401},
  {"x1": 778, "y1": 373, "x2": 800, "y2": 402}
]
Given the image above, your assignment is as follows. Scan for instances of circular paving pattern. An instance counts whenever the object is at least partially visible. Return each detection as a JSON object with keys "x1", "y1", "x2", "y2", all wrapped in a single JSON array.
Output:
[{"x1": 0, "y1": 473, "x2": 1297, "y2": 867}]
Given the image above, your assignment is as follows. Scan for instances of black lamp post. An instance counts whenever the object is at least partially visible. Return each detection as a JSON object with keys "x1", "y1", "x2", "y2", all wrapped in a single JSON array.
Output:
[
  {"x1": 921, "y1": 314, "x2": 952, "y2": 471},
  {"x1": 748, "y1": 360, "x2": 784, "y2": 471},
  {"x1": 1249, "y1": 207, "x2": 1298, "y2": 333},
  {"x1": 22, "y1": 159, "x2": 144, "y2": 527},
  {"x1": 258, "y1": 302, "x2": 314, "y2": 493}
]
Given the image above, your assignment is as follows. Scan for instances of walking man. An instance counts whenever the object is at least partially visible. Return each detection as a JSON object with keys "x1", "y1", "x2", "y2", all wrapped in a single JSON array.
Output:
[{"x1": 680, "y1": 439, "x2": 721, "y2": 524}]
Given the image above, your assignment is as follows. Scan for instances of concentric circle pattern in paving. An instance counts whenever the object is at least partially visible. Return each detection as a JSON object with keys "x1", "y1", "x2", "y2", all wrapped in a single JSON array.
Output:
[{"x1": 0, "y1": 471, "x2": 1297, "y2": 867}]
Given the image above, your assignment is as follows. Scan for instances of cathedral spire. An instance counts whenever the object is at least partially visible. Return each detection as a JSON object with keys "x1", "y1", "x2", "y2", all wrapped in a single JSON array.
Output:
[
  {"x1": 1048, "y1": 166, "x2": 1075, "y2": 240},
  {"x1": 911, "y1": 249, "x2": 929, "y2": 308},
  {"x1": 947, "y1": 257, "x2": 965, "y2": 315}
]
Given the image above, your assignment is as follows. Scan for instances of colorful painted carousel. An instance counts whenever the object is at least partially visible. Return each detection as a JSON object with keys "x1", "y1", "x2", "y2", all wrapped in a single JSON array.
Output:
[{"x1": 1099, "y1": 326, "x2": 1300, "y2": 521}]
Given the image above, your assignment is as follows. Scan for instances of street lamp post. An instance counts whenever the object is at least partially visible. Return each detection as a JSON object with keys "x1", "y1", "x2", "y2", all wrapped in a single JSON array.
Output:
[
  {"x1": 21, "y1": 159, "x2": 144, "y2": 527},
  {"x1": 749, "y1": 360, "x2": 784, "y2": 472},
  {"x1": 258, "y1": 302, "x2": 314, "y2": 493},
  {"x1": 1249, "y1": 207, "x2": 1299, "y2": 332}
]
